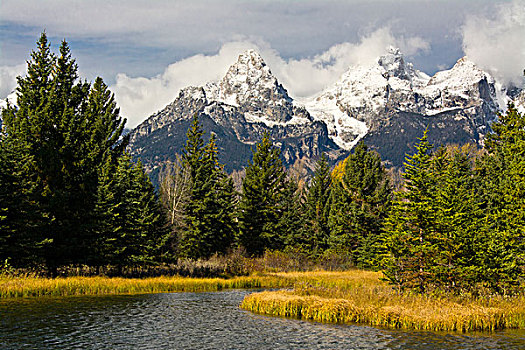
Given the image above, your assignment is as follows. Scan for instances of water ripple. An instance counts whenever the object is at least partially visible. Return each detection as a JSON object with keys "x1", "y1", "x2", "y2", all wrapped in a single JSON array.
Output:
[{"x1": 0, "y1": 290, "x2": 524, "y2": 349}]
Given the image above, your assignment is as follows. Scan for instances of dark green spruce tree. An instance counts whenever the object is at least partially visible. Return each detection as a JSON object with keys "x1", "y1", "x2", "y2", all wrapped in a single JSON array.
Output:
[
  {"x1": 280, "y1": 176, "x2": 305, "y2": 249},
  {"x1": 95, "y1": 154, "x2": 166, "y2": 271},
  {"x1": 475, "y1": 103, "x2": 525, "y2": 292},
  {"x1": 1, "y1": 33, "x2": 93, "y2": 272},
  {"x1": 327, "y1": 142, "x2": 392, "y2": 268},
  {"x1": 178, "y1": 115, "x2": 236, "y2": 259},
  {"x1": 1, "y1": 33, "x2": 56, "y2": 268},
  {"x1": 199, "y1": 133, "x2": 237, "y2": 257},
  {"x1": 1, "y1": 32, "x2": 163, "y2": 274},
  {"x1": 0, "y1": 132, "x2": 43, "y2": 266},
  {"x1": 427, "y1": 145, "x2": 482, "y2": 292},
  {"x1": 380, "y1": 131, "x2": 438, "y2": 291},
  {"x1": 300, "y1": 153, "x2": 332, "y2": 253},
  {"x1": 237, "y1": 134, "x2": 289, "y2": 256}
]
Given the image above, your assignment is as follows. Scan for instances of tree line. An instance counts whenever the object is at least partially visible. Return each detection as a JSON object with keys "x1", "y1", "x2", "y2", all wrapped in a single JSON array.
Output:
[
  {"x1": 0, "y1": 33, "x2": 167, "y2": 276},
  {"x1": 0, "y1": 34, "x2": 523, "y2": 295},
  {"x1": 156, "y1": 97, "x2": 525, "y2": 294},
  {"x1": 379, "y1": 105, "x2": 525, "y2": 295}
]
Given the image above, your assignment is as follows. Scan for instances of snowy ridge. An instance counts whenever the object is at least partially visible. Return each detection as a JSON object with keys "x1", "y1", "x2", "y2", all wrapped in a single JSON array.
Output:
[
  {"x1": 130, "y1": 45, "x2": 524, "y2": 172},
  {"x1": 199, "y1": 50, "x2": 308, "y2": 127},
  {"x1": 128, "y1": 49, "x2": 343, "y2": 173},
  {"x1": 302, "y1": 47, "x2": 431, "y2": 149},
  {"x1": 300, "y1": 96, "x2": 367, "y2": 150},
  {"x1": 302, "y1": 47, "x2": 511, "y2": 150},
  {"x1": 419, "y1": 57, "x2": 498, "y2": 114}
]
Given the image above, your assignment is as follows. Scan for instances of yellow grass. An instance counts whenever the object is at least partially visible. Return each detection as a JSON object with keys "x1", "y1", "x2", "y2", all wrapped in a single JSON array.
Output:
[
  {"x1": 0, "y1": 274, "x2": 292, "y2": 298},
  {"x1": 240, "y1": 270, "x2": 525, "y2": 332},
  {"x1": 0, "y1": 270, "x2": 377, "y2": 298},
  {"x1": 3, "y1": 270, "x2": 524, "y2": 332}
]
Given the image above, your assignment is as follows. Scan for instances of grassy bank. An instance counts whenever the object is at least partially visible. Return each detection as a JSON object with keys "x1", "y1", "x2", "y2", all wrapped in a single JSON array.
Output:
[
  {"x1": 3, "y1": 270, "x2": 524, "y2": 332},
  {"x1": 0, "y1": 275, "x2": 294, "y2": 298},
  {"x1": 0, "y1": 270, "x2": 375, "y2": 298},
  {"x1": 240, "y1": 271, "x2": 525, "y2": 332}
]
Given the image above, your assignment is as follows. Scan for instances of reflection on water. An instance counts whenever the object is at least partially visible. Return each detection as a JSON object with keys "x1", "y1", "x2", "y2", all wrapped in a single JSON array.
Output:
[{"x1": 0, "y1": 290, "x2": 524, "y2": 349}]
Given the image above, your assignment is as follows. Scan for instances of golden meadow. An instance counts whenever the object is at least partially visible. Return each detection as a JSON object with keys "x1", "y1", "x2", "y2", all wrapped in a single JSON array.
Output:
[{"x1": 2, "y1": 270, "x2": 524, "y2": 332}]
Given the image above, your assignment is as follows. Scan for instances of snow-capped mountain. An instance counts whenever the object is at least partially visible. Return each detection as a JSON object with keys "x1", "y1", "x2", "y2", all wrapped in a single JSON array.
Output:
[
  {"x1": 303, "y1": 47, "x2": 501, "y2": 152},
  {"x1": 512, "y1": 89, "x2": 525, "y2": 115},
  {"x1": 128, "y1": 50, "x2": 344, "y2": 175},
  {"x1": 205, "y1": 49, "x2": 294, "y2": 124},
  {"x1": 128, "y1": 47, "x2": 522, "y2": 174}
]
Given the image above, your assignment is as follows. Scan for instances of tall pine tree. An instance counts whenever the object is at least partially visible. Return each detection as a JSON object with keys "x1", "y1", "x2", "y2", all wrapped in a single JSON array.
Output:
[
  {"x1": 476, "y1": 103, "x2": 525, "y2": 292},
  {"x1": 300, "y1": 154, "x2": 332, "y2": 253},
  {"x1": 178, "y1": 115, "x2": 236, "y2": 259},
  {"x1": 327, "y1": 142, "x2": 392, "y2": 268},
  {"x1": 95, "y1": 154, "x2": 166, "y2": 271},
  {"x1": 1, "y1": 33, "x2": 161, "y2": 274},
  {"x1": 381, "y1": 135, "x2": 484, "y2": 293},
  {"x1": 380, "y1": 131, "x2": 437, "y2": 291},
  {"x1": 237, "y1": 134, "x2": 289, "y2": 256}
]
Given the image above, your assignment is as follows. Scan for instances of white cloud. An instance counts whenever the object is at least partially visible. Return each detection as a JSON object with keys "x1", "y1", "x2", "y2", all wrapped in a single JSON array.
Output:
[
  {"x1": 0, "y1": 64, "x2": 26, "y2": 98},
  {"x1": 462, "y1": 0, "x2": 525, "y2": 87},
  {"x1": 112, "y1": 27, "x2": 429, "y2": 127},
  {"x1": 265, "y1": 27, "x2": 429, "y2": 98},
  {"x1": 111, "y1": 41, "x2": 257, "y2": 127}
]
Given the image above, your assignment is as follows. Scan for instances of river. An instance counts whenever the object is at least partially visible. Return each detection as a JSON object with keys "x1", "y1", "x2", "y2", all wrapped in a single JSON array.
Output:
[{"x1": 1, "y1": 290, "x2": 524, "y2": 349}]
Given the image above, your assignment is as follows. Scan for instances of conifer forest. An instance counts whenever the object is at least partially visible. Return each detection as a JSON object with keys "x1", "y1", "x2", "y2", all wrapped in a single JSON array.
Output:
[{"x1": 1, "y1": 33, "x2": 523, "y2": 296}]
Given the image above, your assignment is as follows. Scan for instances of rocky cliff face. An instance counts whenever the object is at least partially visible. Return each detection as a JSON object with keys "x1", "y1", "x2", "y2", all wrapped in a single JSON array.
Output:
[
  {"x1": 303, "y1": 47, "x2": 502, "y2": 151},
  {"x1": 128, "y1": 47, "x2": 523, "y2": 173},
  {"x1": 301, "y1": 47, "x2": 512, "y2": 165},
  {"x1": 128, "y1": 50, "x2": 344, "y2": 175}
]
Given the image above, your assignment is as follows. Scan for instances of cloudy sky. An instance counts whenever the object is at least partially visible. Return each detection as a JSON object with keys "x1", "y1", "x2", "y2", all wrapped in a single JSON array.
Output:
[{"x1": 1, "y1": 0, "x2": 524, "y2": 127}]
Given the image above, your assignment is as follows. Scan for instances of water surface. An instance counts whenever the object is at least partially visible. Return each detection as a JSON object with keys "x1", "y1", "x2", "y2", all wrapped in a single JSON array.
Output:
[{"x1": 1, "y1": 290, "x2": 524, "y2": 349}]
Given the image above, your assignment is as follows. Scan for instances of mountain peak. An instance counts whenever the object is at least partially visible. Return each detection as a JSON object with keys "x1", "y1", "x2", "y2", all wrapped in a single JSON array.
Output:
[
  {"x1": 427, "y1": 56, "x2": 493, "y2": 90},
  {"x1": 220, "y1": 49, "x2": 275, "y2": 95},
  {"x1": 377, "y1": 47, "x2": 417, "y2": 81},
  {"x1": 385, "y1": 46, "x2": 403, "y2": 57},
  {"x1": 214, "y1": 49, "x2": 293, "y2": 121},
  {"x1": 451, "y1": 56, "x2": 483, "y2": 73},
  {"x1": 236, "y1": 49, "x2": 266, "y2": 67}
]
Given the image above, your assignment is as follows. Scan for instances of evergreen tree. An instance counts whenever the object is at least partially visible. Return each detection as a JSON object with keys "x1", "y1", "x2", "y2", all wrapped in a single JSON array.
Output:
[
  {"x1": 95, "y1": 154, "x2": 166, "y2": 270},
  {"x1": 301, "y1": 154, "x2": 332, "y2": 253},
  {"x1": 280, "y1": 176, "x2": 305, "y2": 248},
  {"x1": 1, "y1": 33, "x2": 90, "y2": 272},
  {"x1": 238, "y1": 134, "x2": 288, "y2": 256},
  {"x1": 475, "y1": 104, "x2": 525, "y2": 292},
  {"x1": 178, "y1": 114, "x2": 210, "y2": 259},
  {"x1": 178, "y1": 115, "x2": 236, "y2": 259},
  {"x1": 0, "y1": 134, "x2": 44, "y2": 266},
  {"x1": 380, "y1": 136, "x2": 483, "y2": 293},
  {"x1": 199, "y1": 134, "x2": 236, "y2": 257},
  {"x1": 431, "y1": 145, "x2": 482, "y2": 291},
  {"x1": 380, "y1": 131, "x2": 437, "y2": 291},
  {"x1": 327, "y1": 142, "x2": 392, "y2": 268},
  {"x1": 131, "y1": 159, "x2": 169, "y2": 265},
  {"x1": 0, "y1": 32, "x2": 160, "y2": 274},
  {"x1": 1, "y1": 34, "x2": 55, "y2": 268}
]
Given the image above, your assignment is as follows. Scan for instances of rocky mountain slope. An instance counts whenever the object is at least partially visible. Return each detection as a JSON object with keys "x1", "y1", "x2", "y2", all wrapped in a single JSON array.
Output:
[
  {"x1": 128, "y1": 50, "x2": 344, "y2": 176},
  {"x1": 126, "y1": 47, "x2": 523, "y2": 173},
  {"x1": 302, "y1": 47, "x2": 509, "y2": 165}
]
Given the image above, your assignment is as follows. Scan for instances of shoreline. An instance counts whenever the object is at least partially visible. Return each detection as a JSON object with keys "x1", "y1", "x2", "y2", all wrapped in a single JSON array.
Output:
[
  {"x1": 2, "y1": 271, "x2": 524, "y2": 332},
  {"x1": 0, "y1": 275, "x2": 291, "y2": 298}
]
